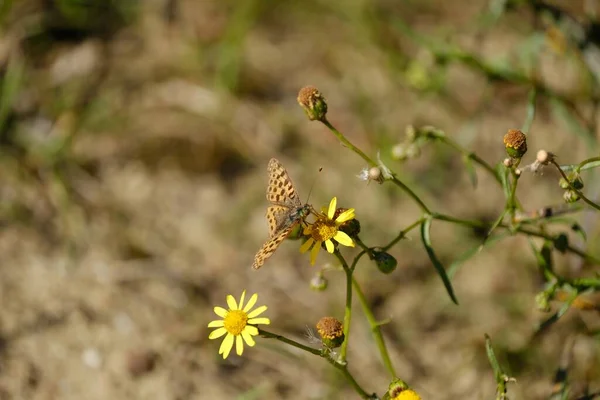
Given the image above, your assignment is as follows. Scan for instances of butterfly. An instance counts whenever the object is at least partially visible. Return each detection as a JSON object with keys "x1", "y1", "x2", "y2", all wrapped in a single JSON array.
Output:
[{"x1": 252, "y1": 158, "x2": 312, "y2": 269}]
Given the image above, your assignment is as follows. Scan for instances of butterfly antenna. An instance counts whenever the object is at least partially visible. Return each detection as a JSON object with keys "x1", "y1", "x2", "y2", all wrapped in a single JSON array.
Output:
[{"x1": 304, "y1": 167, "x2": 323, "y2": 213}]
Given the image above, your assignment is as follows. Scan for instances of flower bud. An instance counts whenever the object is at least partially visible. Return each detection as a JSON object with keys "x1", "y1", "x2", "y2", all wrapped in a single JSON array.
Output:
[
  {"x1": 563, "y1": 189, "x2": 580, "y2": 203},
  {"x1": 535, "y1": 291, "x2": 551, "y2": 312},
  {"x1": 316, "y1": 317, "x2": 344, "y2": 348},
  {"x1": 558, "y1": 177, "x2": 570, "y2": 189},
  {"x1": 553, "y1": 233, "x2": 568, "y2": 253},
  {"x1": 569, "y1": 173, "x2": 584, "y2": 189},
  {"x1": 333, "y1": 208, "x2": 361, "y2": 237},
  {"x1": 310, "y1": 273, "x2": 328, "y2": 291},
  {"x1": 373, "y1": 250, "x2": 397, "y2": 274},
  {"x1": 297, "y1": 86, "x2": 328, "y2": 121},
  {"x1": 503, "y1": 129, "x2": 527, "y2": 159},
  {"x1": 392, "y1": 144, "x2": 407, "y2": 160}
]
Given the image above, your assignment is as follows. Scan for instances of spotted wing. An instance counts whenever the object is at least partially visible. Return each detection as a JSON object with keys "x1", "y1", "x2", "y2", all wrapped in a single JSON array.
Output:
[
  {"x1": 252, "y1": 225, "x2": 295, "y2": 269},
  {"x1": 266, "y1": 205, "x2": 291, "y2": 237},
  {"x1": 266, "y1": 158, "x2": 302, "y2": 207}
]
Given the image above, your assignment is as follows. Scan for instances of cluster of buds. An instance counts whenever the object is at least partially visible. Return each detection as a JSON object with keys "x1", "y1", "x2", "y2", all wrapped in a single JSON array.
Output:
[
  {"x1": 391, "y1": 125, "x2": 425, "y2": 161},
  {"x1": 559, "y1": 172, "x2": 584, "y2": 203}
]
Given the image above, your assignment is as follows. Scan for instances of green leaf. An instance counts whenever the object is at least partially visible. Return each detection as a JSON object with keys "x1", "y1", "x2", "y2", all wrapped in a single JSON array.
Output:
[
  {"x1": 485, "y1": 334, "x2": 503, "y2": 381},
  {"x1": 462, "y1": 154, "x2": 478, "y2": 188},
  {"x1": 0, "y1": 54, "x2": 24, "y2": 132},
  {"x1": 420, "y1": 218, "x2": 458, "y2": 304}
]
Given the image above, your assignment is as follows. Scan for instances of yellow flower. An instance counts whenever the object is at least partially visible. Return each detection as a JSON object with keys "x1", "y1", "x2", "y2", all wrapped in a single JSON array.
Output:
[
  {"x1": 392, "y1": 389, "x2": 421, "y2": 400},
  {"x1": 208, "y1": 290, "x2": 270, "y2": 359},
  {"x1": 299, "y1": 197, "x2": 355, "y2": 265}
]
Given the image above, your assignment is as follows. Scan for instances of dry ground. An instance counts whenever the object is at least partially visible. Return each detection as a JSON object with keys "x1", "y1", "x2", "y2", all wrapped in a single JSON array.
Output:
[{"x1": 0, "y1": 1, "x2": 599, "y2": 399}]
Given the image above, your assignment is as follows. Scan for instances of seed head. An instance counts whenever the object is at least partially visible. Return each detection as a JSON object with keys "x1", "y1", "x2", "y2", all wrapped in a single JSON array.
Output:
[
  {"x1": 316, "y1": 317, "x2": 344, "y2": 348},
  {"x1": 297, "y1": 86, "x2": 328, "y2": 121},
  {"x1": 503, "y1": 129, "x2": 527, "y2": 159}
]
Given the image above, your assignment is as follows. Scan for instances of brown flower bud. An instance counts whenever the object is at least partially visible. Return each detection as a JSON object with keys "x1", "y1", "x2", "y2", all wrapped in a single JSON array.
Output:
[
  {"x1": 316, "y1": 316, "x2": 344, "y2": 348},
  {"x1": 503, "y1": 129, "x2": 527, "y2": 158},
  {"x1": 297, "y1": 86, "x2": 328, "y2": 121}
]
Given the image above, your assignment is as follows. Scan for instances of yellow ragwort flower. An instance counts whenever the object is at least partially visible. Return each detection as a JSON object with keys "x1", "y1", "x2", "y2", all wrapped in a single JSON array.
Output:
[
  {"x1": 299, "y1": 197, "x2": 355, "y2": 265},
  {"x1": 393, "y1": 389, "x2": 422, "y2": 400},
  {"x1": 208, "y1": 290, "x2": 270, "y2": 359}
]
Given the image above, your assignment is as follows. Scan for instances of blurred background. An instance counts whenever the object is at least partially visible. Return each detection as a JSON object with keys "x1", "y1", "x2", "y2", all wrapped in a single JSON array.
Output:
[{"x1": 0, "y1": 0, "x2": 599, "y2": 399}]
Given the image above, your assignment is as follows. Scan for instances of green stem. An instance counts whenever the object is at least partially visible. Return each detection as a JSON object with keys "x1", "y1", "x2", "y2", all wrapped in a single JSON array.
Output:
[
  {"x1": 335, "y1": 251, "x2": 354, "y2": 363},
  {"x1": 352, "y1": 276, "x2": 397, "y2": 378},
  {"x1": 258, "y1": 328, "x2": 376, "y2": 399},
  {"x1": 382, "y1": 217, "x2": 425, "y2": 251},
  {"x1": 321, "y1": 118, "x2": 377, "y2": 167},
  {"x1": 434, "y1": 134, "x2": 500, "y2": 183},
  {"x1": 431, "y1": 213, "x2": 600, "y2": 264},
  {"x1": 576, "y1": 156, "x2": 600, "y2": 173},
  {"x1": 390, "y1": 176, "x2": 431, "y2": 213},
  {"x1": 321, "y1": 117, "x2": 431, "y2": 214}
]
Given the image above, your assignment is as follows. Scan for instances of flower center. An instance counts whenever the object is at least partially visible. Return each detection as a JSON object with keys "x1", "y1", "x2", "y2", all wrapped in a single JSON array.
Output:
[
  {"x1": 311, "y1": 220, "x2": 338, "y2": 242},
  {"x1": 223, "y1": 310, "x2": 248, "y2": 335}
]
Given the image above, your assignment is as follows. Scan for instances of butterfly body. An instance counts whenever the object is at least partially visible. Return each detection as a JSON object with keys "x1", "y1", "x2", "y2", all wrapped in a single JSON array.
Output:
[{"x1": 252, "y1": 159, "x2": 312, "y2": 270}]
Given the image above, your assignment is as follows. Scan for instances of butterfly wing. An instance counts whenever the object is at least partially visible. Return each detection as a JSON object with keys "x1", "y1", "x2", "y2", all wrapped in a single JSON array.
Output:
[
  {"x1": 266, "y1": 158, "x2": 302, "y2": 207},
  {"x1": 266, "y1": 205, "x2": 291, "y2": 237},
  {"x1": 252, "y1": 224, "x2": 295, "y2": 269}
]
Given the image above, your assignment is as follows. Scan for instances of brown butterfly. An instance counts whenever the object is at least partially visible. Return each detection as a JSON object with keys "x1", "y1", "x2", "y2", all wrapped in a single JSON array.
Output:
[{"x1": 252, "y1": 158, "x2": 312, "y2": 269}]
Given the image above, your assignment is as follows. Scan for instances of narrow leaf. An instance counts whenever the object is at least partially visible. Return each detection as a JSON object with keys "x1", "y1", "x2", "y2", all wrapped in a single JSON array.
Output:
[
  {"x1": 462, "y1": 154, "x2": 478, "y2": 188},
  {"x1": 420, "y1": 219, "x2": 458, "y2": 304}
]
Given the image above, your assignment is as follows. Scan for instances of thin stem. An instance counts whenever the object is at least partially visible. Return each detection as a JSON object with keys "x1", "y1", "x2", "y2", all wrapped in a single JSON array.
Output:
[
  {"x1": 321, "y1": 117, "x2": 431, "y2": 213},
  {"x1": 390, "y1": 176, "x2": 431, "y2": 213},
  {"x1": 258, "y1": 328, "x2": 376, "y2": 399},
  {"x1": 321, "y1": 118, "x2": 377, "y2": 167},
  {"x1": 433, "y1": 134, "x2": 500, "y2": 183},
  {"x1": 335, "y1": 251, "x2": 353, "y2": 363},
  {"x1": 431, "y1": 213, "x2": 600, "y2": 264},
  {"x1": 351, "y1": 276, "x2": 397, "y2": 378},
  {"x1": 382, "y1": 217, "x2": 425, "y2": 251},
  {"x1": 258, "y1": 328, "x2": 322, "y2": 355},
  {"x1": 576, "y1": 156, "x2": 600, "y2": 173}
]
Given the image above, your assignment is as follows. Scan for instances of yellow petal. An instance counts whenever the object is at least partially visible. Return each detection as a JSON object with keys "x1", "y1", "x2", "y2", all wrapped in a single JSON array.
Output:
[
  {"x1": 207, "y1": 320, "x2": 224, "y2": 328},
  {"x1": 244, "y1": 325, "x2": 259, "y2": 335},
  {"x1": 299, "y1": 238, "x2": 314, "y2": 254},
  {"x1": 328, "y1": 197, "x2": 337, "y2": 219},
  {"x1": 226, "y1": 294, "x2": 238, "y2": 310},
  {"x1": 335, "y1": 208, "x2": 355, "y2": 223},
  {"x1": 247, "y1": 305, "x2": 267, "y2": 319},
  {"x1": 235, "y1": 335, "x2": 244, "y2": 356},
  {"x1": 243, "y1": 293, "x2": 258, "y2": 312},
  {"x1": 310, "y1": 243, "x2": 321, "y2": 265},
  {"x1": 248, "y1": 317, "x2": 270, "y2": 325},
  {"x1": 219, "y1": 334, "x2": 234, "y2": 359},
  {"x1": 303, "y1": 225, "x2": 313, "y2": 235},
  {"x1": 325, "y1": 239, "x2": 335, "y2": 253},
  {"x1": 333, "y1": 231, "x2": 355, "y2": 247},
  {"x1": 238, "y1": 290, "x2": 246, "y2": 310},
  {"x1": 241, "y1": 330, "x2": 256, "y2": 347},
  {"x1": 214, "y1": 307, "x2": 228, "y2": 318},
  {"x1": 209, "y1": 327, "x2": 227, "y2": 339}
]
